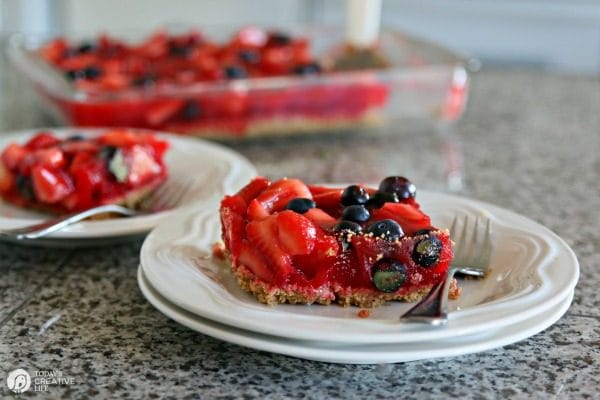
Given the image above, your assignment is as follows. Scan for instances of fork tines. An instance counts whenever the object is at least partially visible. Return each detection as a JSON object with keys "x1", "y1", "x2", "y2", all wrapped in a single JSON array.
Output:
[
  {"x1": 449, "y1": 215, "x2": 492, "y2": 275},
  {"x1": 140, "y1": 177, "x2": 193, "y2": 212}
]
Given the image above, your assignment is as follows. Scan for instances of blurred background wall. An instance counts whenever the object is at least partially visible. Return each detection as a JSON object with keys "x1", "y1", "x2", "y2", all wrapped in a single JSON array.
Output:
[{"x1": 1, "y1": 0, "x2": 599, "y2": 74}]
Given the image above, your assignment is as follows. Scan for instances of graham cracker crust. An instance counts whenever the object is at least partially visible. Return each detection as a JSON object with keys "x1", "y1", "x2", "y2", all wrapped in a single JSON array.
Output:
[{"x1": 228, "y1": 255, "x2": 461, "y2": 309}]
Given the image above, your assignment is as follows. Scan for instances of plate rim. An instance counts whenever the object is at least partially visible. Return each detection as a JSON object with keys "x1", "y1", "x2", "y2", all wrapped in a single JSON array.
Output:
[{"x1": 137, "y1": 265, "x2": 574, "y2": 364}]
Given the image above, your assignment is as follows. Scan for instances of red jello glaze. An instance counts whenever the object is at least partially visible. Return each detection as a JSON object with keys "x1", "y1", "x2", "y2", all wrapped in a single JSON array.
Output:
[
  {"x1": 292, "y1": 234, "x2": 339, "y2": 287},
  {"x1": 221, "y1": 177, "x2": 453, "y2": 303},
  {"x1": 38, "y1": 28, "x2": 390, "y2": 136},
  {"x1": 339, "y1": 232, "x2": 452, "y2": 291}
]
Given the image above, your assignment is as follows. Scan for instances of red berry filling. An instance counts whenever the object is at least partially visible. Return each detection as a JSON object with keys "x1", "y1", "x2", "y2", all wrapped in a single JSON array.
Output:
[
  {"x1": 0, "y1": 130, "x2": 169, "y2": 213},
  {"x1": 37, "y1": 28, "x2": 389, "y2": 136},
  {"x1": 220, "y1": 176, "x2": 454, "y2": 307}
]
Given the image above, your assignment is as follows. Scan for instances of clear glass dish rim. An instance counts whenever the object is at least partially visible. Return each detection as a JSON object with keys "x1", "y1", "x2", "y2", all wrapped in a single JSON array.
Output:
[{"x1": 7, "y1": 24, "x2": 468, "y2": 103}]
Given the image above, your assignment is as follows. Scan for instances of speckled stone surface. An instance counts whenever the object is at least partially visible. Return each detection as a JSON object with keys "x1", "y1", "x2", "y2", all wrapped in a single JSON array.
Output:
[{"x1": 0, "y1": 59, "x2": 599, "y2": 399}]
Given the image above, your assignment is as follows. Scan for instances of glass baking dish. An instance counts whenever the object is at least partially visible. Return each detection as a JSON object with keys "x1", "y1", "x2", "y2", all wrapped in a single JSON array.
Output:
[{"x1": 7, "y1": 26, "x2": 468, "y2": 139}]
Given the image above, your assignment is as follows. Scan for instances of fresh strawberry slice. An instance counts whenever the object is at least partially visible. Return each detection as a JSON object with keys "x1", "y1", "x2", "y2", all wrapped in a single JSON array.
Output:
[
  {"x1": 24, "y1": 132, "x2": 61, "y2": 150},
  {"x1": 125, "y1": 145, "x2": 164, "y2": 185},
  {"x1": 220, "y1": 198, "x2": 246, "y2": 257},
  {"x1": 401, "y1": 196, "x2": 419, "y2": 208},
  {"x1": 236, "y1": 176, "x2": 271, "y2": 204},
  {"x1": 97, "y1": 72, "x2": 129, "y2": 91},
  {"x1": 145, "y1": 135, "x2": 169, "y2": 159},
  {"x1": 145, "y1": 99, "x2": 185, "y2": 127},
  {"x1": 18, "y1": 153, "x2": 37, "y2": 176},
  {"x1": 60, "y1": 192, "x2": 83, "y2": 211},
  {"x1": 303, "y1": 208, "x2": 337, "y2": 230},
  {"x1": 307, "y1": 184, "x2": 339, "y2": 195},
  {"x1": 261, "y1": 46, "x2": 294, "y2": 75},
  {"x1": 0, "y1": 163, "x2": 14, "y2": 192},
  {"x1": 70, "y1": 158, "x2": 106, "y2": 210},
  {"x1": 371, "y1": 203, "x2": 431, "y2": 236},
  {"x1": 247, "y1": 199, "x2": 270, "y2": 221},
  {"x1": 246, "y1": 178, "x2": 311, "y2": 220},
  {"x1": 99, "y1": 129, "x2": 140, "y2": 147},
  {"x1": 135, "y1": 30, "x2": 169, "y2": 58},
  {"x1": 238, "y1": 242, "x2": 274, "y2": 283},
  {"x1": 292, "y1": 39, "x2": 311, "y2": 64},
  {"x1": 60, "y1": 140, "x2": 98, "y2": 154},
  {"x1": 39, "y1": 38, "x2": 68, "y2": 64},
  {"x1": 31, "y1": 165, "x2": 74, "y2": 203},
  {"x1": 246, "y1": 215, "x2": 294, "y2": 282},
  {"x1": 233, "y1": 26, "x2": 268, "y2": 47},
  {"x1": 377, "y1": 202, "x2": 430, "y2": 223},
  {"x1": 69, "y1": 151, "x2": 95, "y2": 173},
  {"x1": 221, "y1": 195, "x2": 247, "y2": 216},
  {"x1": 312, "y1": 189, "x2": 343, "y2": 209},
  {"x1": 34, "y1": 147, "x2": 66, "y2": 170},
  {"x1": 293, "y1": 233, "x2": 339, "y2": 285},
  {"x1": 1, "y1": 143, "x2": 27, "y2": 171},
  {"x1": 276, "y1": 210, "x2": 316, "y2": 256}
]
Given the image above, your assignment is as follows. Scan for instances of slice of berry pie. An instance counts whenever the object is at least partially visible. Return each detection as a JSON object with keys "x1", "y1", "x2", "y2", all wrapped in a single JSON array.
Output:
[
  {"x1": 0, "y1": 129, "x2": 169, "y2": 213},
  {"x1": 219, "y1": 176, "x2": 458, "y2": 308}
]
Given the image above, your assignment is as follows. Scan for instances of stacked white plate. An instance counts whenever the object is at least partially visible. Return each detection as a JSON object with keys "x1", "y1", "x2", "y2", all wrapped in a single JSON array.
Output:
[{"x1": 138, "y1": 190, "x2": 579, "y2": 364}]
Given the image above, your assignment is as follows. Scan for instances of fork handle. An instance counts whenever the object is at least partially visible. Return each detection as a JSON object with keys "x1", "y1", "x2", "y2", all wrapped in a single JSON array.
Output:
[
  {"x1": 2, "y1": 204, "x2": 137, "y2": 240},
  {"x1": 399, "y1": 267, "x2": 457, "y2": 325}
]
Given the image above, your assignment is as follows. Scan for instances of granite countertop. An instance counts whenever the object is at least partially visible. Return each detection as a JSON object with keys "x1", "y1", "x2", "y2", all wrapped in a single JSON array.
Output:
[{"x1": 0, "y1": 68, "x2": 599, "y2": 399}]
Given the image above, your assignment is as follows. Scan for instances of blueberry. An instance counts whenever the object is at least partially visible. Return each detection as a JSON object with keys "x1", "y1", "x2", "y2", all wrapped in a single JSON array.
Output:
[
  {"x1": 98, "y1": 145, "x2": 117, "y2": 160},
  {"x1": 181, "y1": 101, "x2": 201, "y2": 120},
  {"x1": 65, "y1": 134, "x2": 86, "y2": 141},
  {"x1": 366, "y1": 219, "x2": 404, "y2": 241},
  {"x1": 285, "y1": 198, "x2": 316, "y2": 214},
  {"x1": 132, "y1": 74, "x2": 156, "y2": 87},
  {"x1": 238, "y1": 50, "x2": 261, "y2": 64},
  {"x1": 15, "y1": 175, "x2": 34, "y2": 200},
  {"x1": 103, "y1": 46, "x2": 121, "y2": 58},
  {"x1": 169, "y1": 44, "x2": 191, "y2": 57},
  {"x1": 372, "y1": 260, "x2": 407, "y2": 293},
  {"x1": 379, "y1": 176, "x2": 416, "y2": 200},
  {"x1": 334, "y1": 220, "x2": 362, "y2": 234},
  {"x1": 413, "y1": 228, "x2": 433, "y2": 237},
  {"x1": 84, "y1": 66, "x2": 102, "y2": 80},
  {"x1": 341, "y1": 205, "x2": 370, "y2": 223},
  {"x1": 412, "y1": 237, "x2": 442, "y2": 267},
  {"x1": 334, "y1": 220, "x2": 362, "y2": 250},
  {"x1": 65, "y1": 69, "x2": 86, "y2": 81},
  {"x1": 292, "y1": 62, "x2": 321, "y2": 75},
  {"x1": 223, "y1": 65, "x2": 248, "y2": 80},
  {"x1": 366, "y1": 191, "x2": 398, "y2": 209},
  {"x1": 77, "y1": 42, "x2": 95, "y2": 54},
  {"x1": 65, "y1": 67, "x2": 101, "y2": 81},
  {"x1": 269, "y1": 32, "x2": 291, "y2": 46},
  {"x1": 341, "y1": 185, "x2": 369, "y2": 206}
]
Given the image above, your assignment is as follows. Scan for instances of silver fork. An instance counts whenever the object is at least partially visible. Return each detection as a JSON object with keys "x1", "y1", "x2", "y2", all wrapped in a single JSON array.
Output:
[
  {"x1": 399, "y1": 215, "x2": 493, "y2": 325},
  {"x1": 0, "y1": 178, "x2": 193, "y2": 240}
]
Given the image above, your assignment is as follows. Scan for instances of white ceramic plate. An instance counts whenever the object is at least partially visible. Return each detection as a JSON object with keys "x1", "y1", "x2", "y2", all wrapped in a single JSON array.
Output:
[
  {"x1": 138, "y1": 265, "x2": 574, "y2": 364},
  {"x1": 140, "y1": 190, "x2": 579, "y2": 344},
  {"x1": 0, "y1": 128, "x2": 256, "y2": 244}
]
